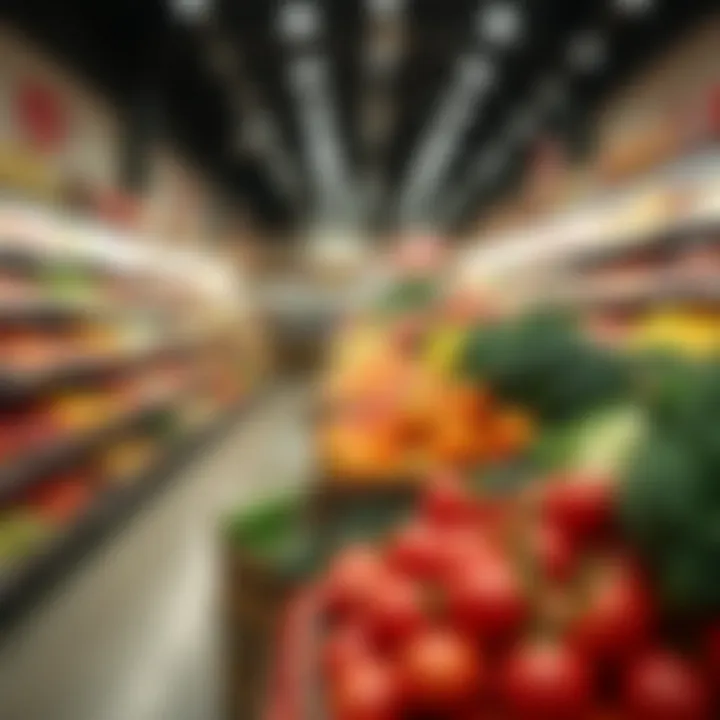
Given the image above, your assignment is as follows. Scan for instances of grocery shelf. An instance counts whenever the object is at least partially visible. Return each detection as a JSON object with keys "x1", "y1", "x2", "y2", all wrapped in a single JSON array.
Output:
[
  {"x1": 0, "y1": 298, "x2": 173, "y2": 324},
  {"x1": 569, "y1": 218, "x2": 720, "y2": 271},
  {"x1": 0, "y1": 400, "x2": 248, "y2": 639},
  {"x1": 0, "y1": 337, "x2": 204, "y2": 402},
  {"x1": 553, "y1": 278, "x2": 720, "y2": 311},
  {"x1": 0, "y1": 396, "x2": 180, "y2": 504},
  {"x1": 0, "y1": 244, "x2": 118, "y2": 277}
]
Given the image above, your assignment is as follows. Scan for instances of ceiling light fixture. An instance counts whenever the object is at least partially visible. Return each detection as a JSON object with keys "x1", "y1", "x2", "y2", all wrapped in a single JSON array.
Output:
[
  {"x1": 477, "y1": 2, "x2": 523, "y2": 48},
  {"x1": 172, "y1": 0, "x2": 211, "y2": 22},
  {"x1": 367, "y1": 0, "x2": 405, "y2": 20},
  {"x1": 398, "y1": 66, "x2": 494, "y2": 223},
  {"x1": 614, "y1": 0, "x2": 655, "y2": 16},
  {"x1": 277, "y1": 1, "x2": 321, "y2": 42}
]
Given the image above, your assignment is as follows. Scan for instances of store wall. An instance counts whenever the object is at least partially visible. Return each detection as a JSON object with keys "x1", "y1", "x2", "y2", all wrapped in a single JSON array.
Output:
[
  {"x1": 0, "y1": 23, "x2": 229, "y2": 251},
  {"x1": 598, "y1": 16, "x2": 720, "y2": 147},
  {"x1": 0, "y1": 23, "x2": 120, "y2": 192}
]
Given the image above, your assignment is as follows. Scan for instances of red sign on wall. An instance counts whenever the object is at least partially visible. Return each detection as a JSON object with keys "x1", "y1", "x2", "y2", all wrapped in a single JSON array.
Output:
[{"x1": 14, "y1": 79, "x2": 68, "y2": 153}]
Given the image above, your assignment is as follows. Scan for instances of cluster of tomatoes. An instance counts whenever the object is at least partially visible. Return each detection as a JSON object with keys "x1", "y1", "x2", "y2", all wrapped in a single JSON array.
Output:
[{"x1": 319, "y1": 472, "x2": 720, "y2": 719}]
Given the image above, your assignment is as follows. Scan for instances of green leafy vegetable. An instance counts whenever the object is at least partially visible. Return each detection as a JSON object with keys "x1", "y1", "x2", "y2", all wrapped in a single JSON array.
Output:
[
  {"x1": 619, "y1": 359, "x2": 720, "y2": 613},
  {"x1": 459, "y1": 310, "x2": 629, "y2": 422}
]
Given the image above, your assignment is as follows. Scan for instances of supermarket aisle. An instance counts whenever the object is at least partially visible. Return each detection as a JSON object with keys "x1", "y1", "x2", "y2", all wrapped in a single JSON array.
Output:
[{"x1": 0, "y1": 385, "x2": 312, "y2": 720}]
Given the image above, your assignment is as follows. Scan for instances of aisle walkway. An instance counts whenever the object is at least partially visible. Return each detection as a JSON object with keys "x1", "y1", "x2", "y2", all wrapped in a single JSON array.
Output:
[{"x1": 0, "y1": 386, "x2": 311, "y2": 720}]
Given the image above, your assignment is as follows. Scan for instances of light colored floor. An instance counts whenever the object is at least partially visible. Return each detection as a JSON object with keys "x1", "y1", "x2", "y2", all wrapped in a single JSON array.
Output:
[{"x1": 0, "y1": 386, "x2": 311, "y2": 720}]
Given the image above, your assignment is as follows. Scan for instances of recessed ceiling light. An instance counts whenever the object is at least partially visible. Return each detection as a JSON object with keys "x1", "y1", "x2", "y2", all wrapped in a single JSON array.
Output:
[
  {"x1": 567, "y1": 32, "x2": 606, "y2": 73},
  {"x1": 458, "y1": 55, "x2": 496, "y2": 91},
  {"x1": 277, "y1": 1, "x2": 321, "y2": 42},
  {"x1": 172, "y1": 0, "x2": 211, "y2": 22},
  {"x1": 477, "y1": 2, "x2": 523, "y2": 48},
  {"x1": 367, "y1": 0, "x2": 405, "y2": 20},
  {"x1": 614, "y1": 0, "x2": 654, "y2": 15}
]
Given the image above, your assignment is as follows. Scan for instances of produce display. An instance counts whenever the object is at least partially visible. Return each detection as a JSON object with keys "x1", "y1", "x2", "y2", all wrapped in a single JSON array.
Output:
[
  {"x1": 319, "y1": 284, "x2": 540, "y2": 482},
  {"x1": 260, "y1": 228, "x2": 720, "y2": 719},
  {"x1": 316, "y1": 433, "x2": 720, "y2": 719},
  {"x1": 319, "y1": 238, "x2": 720, "y2": 482},
  {"x1": 611, "y1": 310, "x2": 720, "y2": 358}
]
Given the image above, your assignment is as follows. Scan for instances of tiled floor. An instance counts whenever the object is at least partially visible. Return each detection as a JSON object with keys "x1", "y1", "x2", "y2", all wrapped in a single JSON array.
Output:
[{"x1": 0, "y1": 386, "x2": 311, "y2": 720}]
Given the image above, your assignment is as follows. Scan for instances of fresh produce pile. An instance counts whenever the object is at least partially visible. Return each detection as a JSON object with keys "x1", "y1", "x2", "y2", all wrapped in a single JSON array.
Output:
[
  {"x1": 310, "y1": 235, "x2": 720, "y2": 717},
  {"x1": 459, "y1": 311, "x2": 629, "y2": 424},
  {"x1": 320, "y1": 354, "x2": 535, "y2": 481},
  {"x1": 319, "y1": 467, "x2": 720, "y2": 720},
  {"x1": 621, "y1": 358, "x2": 720, "y2": 613},
  {"x1": 319, "y1": 303, "x2": 631, "y2": 482},
  {"x1": 627, "y1": 310, "x2": 720, "y2": 358}
]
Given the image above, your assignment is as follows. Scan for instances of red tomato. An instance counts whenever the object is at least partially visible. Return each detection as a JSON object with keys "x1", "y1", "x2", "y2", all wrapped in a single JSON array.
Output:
[
  {"x1": 438, "y1": 526, "x2": 501, "y2": 580},
  {"x1": 502, "y1": 640, "x2": 593, "y2": 720},
  {"x1": 332, "y1": 657, "x2": 399, "y2": 720},
  {"x1": 387, "y1": 522, "x2": 444, "y2": 579},
  {"x1": 447, "y1": 559, "x2": 527, "y2": 640},
  {"x1": 400, "y1": 628, "x2": 485, "y2": 710},
  {"x1": 323, "y1": 624, "x2": 371, "y2": 680},
  {"x1": 624, "y1": 652, "x2": 710, "y2": 720},
  {"x1": 532, "y1": 523, "x2": 575, "y2": 581},
  {"x1": 543, "y1": 474, "x2": 615, "y2": 541},
  {"x1": 323, "y1": 545, "x2": 388, "y2": 617},
  {"x1": 421, "y1": 471, "x2": 474, "y2": 528},
  {"x1": 364, "y1": 576, "x2": 426, "y2": 647},
  {"x1": 573, "y1": 563, "x2": 655, "y2": 662}
]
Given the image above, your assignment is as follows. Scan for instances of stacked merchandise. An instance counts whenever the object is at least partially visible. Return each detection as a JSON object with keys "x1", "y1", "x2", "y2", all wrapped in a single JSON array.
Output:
[
  {"x1": 580, "y1": 230, "x2": 720, "y2": 356},
  {"x1": 0, "y1": 202, "x2": 259, "y2": 624}
]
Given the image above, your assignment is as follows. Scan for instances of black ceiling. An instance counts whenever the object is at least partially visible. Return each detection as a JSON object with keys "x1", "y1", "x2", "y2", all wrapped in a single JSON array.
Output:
[{"x1": 4, "y1": 0, "x2": 718, "y2": 234}]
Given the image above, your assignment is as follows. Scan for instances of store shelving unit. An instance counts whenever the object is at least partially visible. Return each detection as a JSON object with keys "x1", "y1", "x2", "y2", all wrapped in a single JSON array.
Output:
[
  {"x1": 0, "y1": 200, "x2": 256, "y2": 637},
  {"x1": 0, "y1": 399, "x2": 249, "y2": 638},
  {"x1": 458, "y1": 149, "x2": 720, "y2": 287}
]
